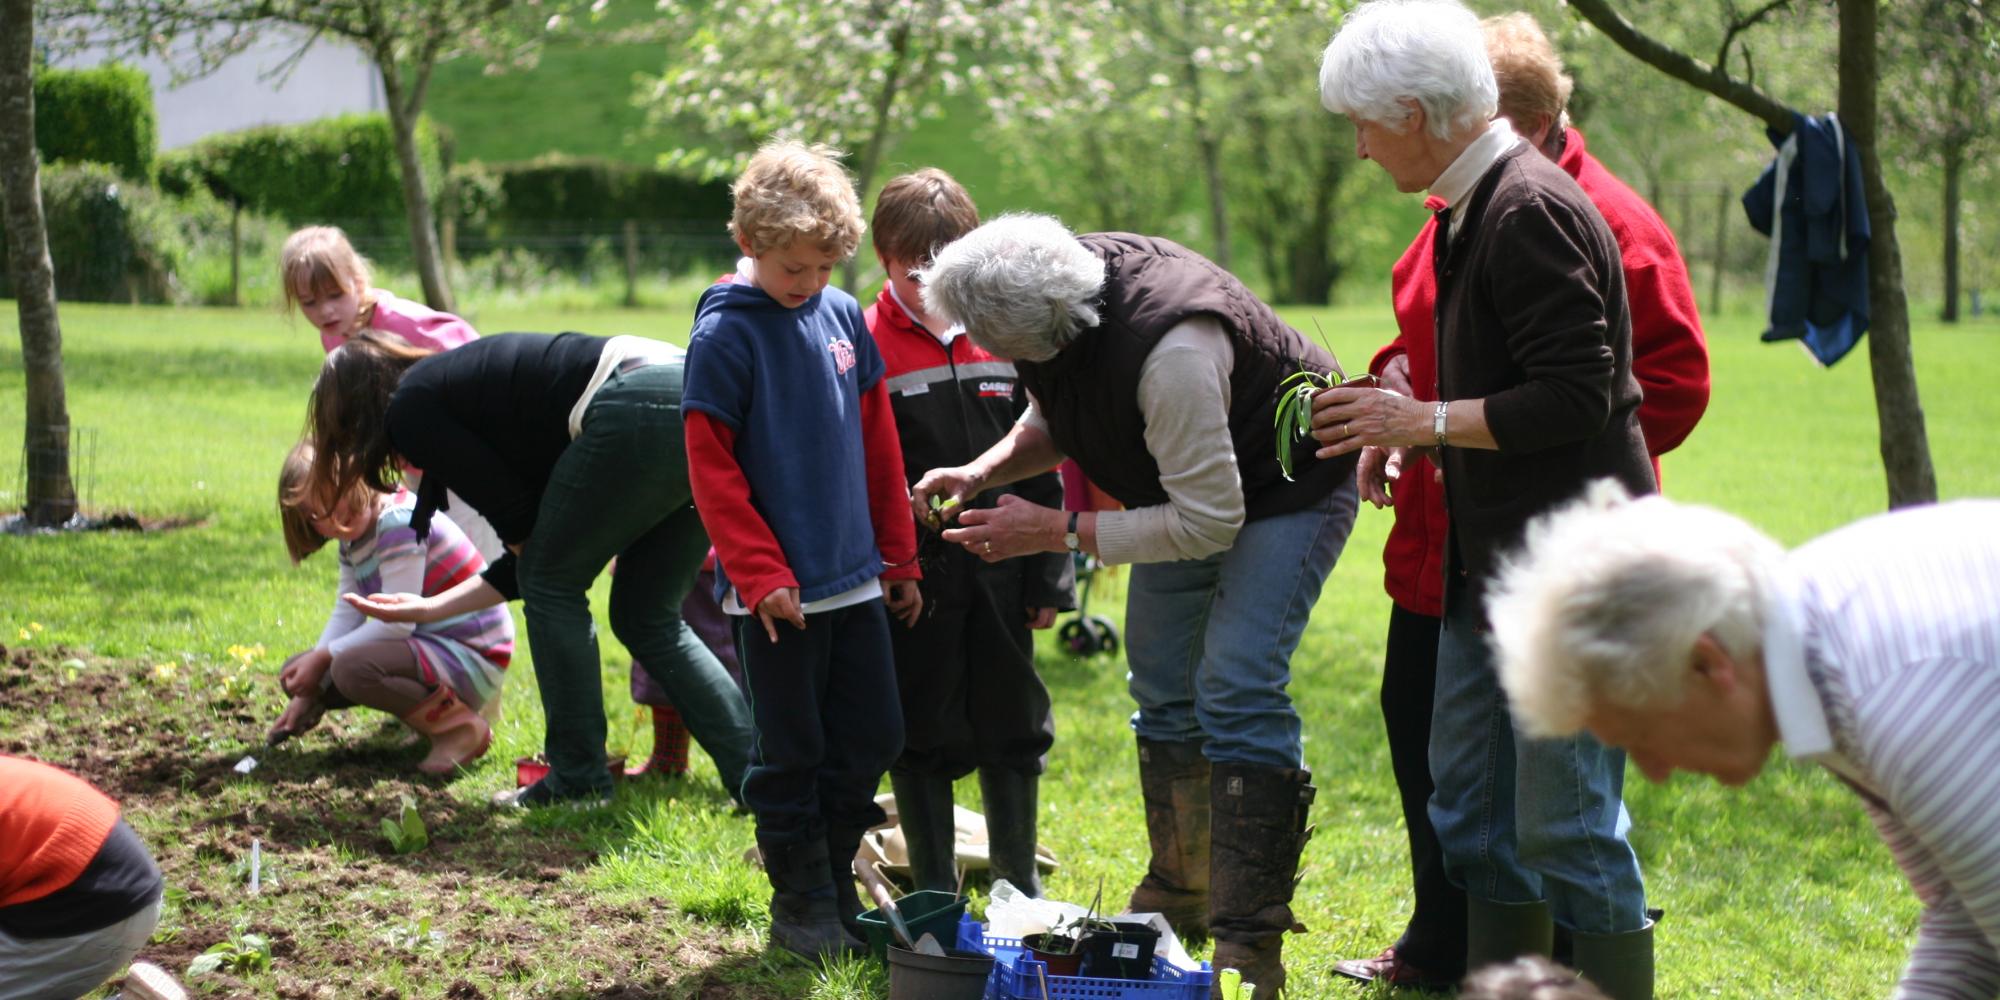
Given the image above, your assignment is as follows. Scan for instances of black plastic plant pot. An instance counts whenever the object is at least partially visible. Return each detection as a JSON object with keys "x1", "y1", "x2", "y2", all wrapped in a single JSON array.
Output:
[
  {"x1": 1077, "y1": 920, "x2": 1161, "y2": 980},
  {"x1": 1021, "y1": 932, "x2": 1085, "y2": 977}
]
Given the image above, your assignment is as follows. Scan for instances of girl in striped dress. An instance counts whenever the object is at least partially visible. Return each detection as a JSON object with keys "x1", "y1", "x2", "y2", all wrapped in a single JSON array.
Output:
[{"x1": 267, "y1": 442, "x2": 514, "y2": 775}]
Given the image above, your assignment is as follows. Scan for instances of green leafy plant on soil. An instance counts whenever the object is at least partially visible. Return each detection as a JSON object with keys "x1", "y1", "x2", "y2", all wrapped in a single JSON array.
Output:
[
  {"x1": 188, "y1": 925, "x2": 273, "y2": 978},
  {"x1": 380, "y1": 793, "x2": 430, "y2": 854}
]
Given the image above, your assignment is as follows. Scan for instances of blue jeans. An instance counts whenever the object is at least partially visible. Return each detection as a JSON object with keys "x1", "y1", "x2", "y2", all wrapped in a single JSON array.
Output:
[
  {"x1": 1123, "y1": 478, "x2": 1357, "y2": 767},
  {"x1": 1426, "y1": 578, "x2": 1648, "y2": 934}
]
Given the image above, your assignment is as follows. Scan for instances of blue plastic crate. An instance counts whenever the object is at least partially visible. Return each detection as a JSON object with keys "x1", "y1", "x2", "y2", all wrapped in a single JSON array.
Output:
[{"x1": 954, "y1": 915, "x2": 1212, "y2": 1000}]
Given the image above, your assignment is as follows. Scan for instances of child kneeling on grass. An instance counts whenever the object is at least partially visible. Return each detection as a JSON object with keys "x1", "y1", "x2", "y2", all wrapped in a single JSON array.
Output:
[
  {"x1": 682, "y1": 139, "x2": 922, "y2": 961},
  {"x1": 268, "y1": 442, "x2": 514, "y2": 775}
]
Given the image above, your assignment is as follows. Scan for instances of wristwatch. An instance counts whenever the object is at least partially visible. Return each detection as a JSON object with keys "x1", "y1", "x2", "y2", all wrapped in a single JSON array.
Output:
[{"x1": 1063, "y1": 512, "x2": 1081, "y2": 552}]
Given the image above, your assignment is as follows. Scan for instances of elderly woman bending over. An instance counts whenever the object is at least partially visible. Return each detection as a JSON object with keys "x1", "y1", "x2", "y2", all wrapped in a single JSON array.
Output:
[{"x1": 908, "y1": 214, "x2": 1358, "y2": 995}]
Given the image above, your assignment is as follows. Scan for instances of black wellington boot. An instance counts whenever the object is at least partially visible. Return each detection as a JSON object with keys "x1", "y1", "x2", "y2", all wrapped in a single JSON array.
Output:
[
  {"x1": 889, "y1": 771, "x2": 959, "y2": 893},
  {"x1": 978, "y1": 765, "x2": 1044, "y2": 897},
  {"x1": 1465, "y1": 895, "x2": 1555, "y2": 972},
  {"x1": 826, "y1": 827, "x2": 870, "y2": 949},
  {"x1": 1206, "y1": 761, "x2": 1314, "y2": 998},
  {"x1": 760, "y1": 836, "x2": 856, "y2": 962},
  {"x1": 1570, "y1": 919, "x2": 1654, "y2": 1000}
]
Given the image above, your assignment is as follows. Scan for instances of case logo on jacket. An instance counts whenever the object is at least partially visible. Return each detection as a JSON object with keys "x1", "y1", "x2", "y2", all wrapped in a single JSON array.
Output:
[
  {"x1": 827, "y1": 337, "x2": 857, "y2": 375},
  {"x1": 978, "y1": 380, "x2": 1015, "y2": 399}
]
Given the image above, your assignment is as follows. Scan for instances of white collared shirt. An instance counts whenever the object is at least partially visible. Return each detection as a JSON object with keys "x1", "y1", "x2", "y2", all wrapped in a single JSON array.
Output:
[{"x1": 1427, "y1": 117, "x2": 1520, "y2": 245}]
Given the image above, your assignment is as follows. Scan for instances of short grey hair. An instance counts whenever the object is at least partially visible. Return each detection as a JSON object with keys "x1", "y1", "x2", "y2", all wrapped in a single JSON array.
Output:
[
  {"x1": 1319, "y1": 0, "x2": 1499, "y2": 141},
  {"x1": 1487, "y1": 480, "x2": 1784, "y2": 737},
  {"x1": 915, "y1": 213, "x2": 1104, "y2": 363}
]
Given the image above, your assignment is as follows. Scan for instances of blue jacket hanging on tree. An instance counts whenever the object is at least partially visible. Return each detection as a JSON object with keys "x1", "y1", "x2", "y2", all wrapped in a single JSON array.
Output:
[{"x1": 1741, "y1": 112, "x2": 1870, "y2": 366}]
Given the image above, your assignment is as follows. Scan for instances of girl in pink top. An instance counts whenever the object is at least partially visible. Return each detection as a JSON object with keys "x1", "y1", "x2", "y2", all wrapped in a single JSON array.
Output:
[
  {"x1": 281, "y1": 226, "x2": 479, "y2": 354},
  {"x1": 281, "y1": 225, "x2": 505, "y2": 567}
]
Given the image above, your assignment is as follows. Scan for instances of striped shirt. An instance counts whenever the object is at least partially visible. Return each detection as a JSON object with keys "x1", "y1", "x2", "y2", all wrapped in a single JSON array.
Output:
[
  {"x1": 1765, "y1": 500, "x2": 2000, "y2": 998},
  {"x1": 317, "y1": 490, "x2": 514, "y2": 710}
]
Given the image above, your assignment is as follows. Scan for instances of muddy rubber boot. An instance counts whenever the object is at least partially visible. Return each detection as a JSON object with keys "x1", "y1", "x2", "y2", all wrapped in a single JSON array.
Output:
[
  {"x1": 979, "y1": 766, "x2": 1044, "y2": 897},
  {"x1": 1207, "y1": 762, "x2": 1314, "y2": 999},
  {"x1": 625, "y1": 703, "x2": 690, "y2": 778},
  {"x1": 889, "y1": 771, "x2": 959, "y2": 893},
  {"x1": 827, "y1": 827, "x2": 870, "y2": 948},
  {"x1": 1570, "y1": 919, "x2": 1654, "y2": 1000},
  {"x1": 399, "y1": 686, "x2": 493, "y2": 776},
  {"x1": 760, "y1": 837, "x2": 856, "y2": 962},
  {"x1": 1128, "y1": 737, "x2": 1212, "y2": 943},
  {"x1": 1465, "y1": 896, "x2": 1555, "y2": 972}
]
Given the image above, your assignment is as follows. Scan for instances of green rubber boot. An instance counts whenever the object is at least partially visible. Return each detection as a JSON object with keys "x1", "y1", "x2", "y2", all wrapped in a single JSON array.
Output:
[
  {"x1": 1465, "y1": 895, "x2": 1554, "y2": 973},
  {"x1": 1570, "y1": 919, "x2": 1654, "y2": 1000}
]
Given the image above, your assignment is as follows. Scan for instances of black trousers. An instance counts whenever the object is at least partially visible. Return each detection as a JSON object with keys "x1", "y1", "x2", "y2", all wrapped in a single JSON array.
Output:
[
  {"x1": 889, "y1": 547, "x2": 1055, "y2": 779},
  {"x1": 736, "y1": 598, "x2": 904, "y2": 845},
  {"x1": 1380, "y1": 603, "x2": 1465, "y2": 977}
]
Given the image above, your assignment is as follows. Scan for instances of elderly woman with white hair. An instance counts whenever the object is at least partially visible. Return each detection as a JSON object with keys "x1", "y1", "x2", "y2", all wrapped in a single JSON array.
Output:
[
  {"x1": 908, "y1": 214, "x2": 1360, "y2": 994},
  {"x1": 1491, "y1": 486, "x2": 2000, "y2": 1000},
  {"x1": 1312, "y1": 2, "x2": 1658, "y2": 997}
]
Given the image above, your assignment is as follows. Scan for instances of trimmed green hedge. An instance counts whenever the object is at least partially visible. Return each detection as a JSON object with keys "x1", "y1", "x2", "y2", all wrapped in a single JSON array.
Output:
[
  {"x1": 159, "y1": 113, "x2": 441, "y2": 223},
  {"x1": 450, "y1": 155, "x2": 731, "y2": 228},
  {"x1": 33, "y1": 63, "x2": 159, "y2": 181},
  {"x1": 0, "y1": 163, "x2": 286, "y2": 305}
]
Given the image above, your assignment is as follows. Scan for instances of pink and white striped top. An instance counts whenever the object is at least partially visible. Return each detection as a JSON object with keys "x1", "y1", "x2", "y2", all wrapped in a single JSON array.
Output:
[{"x1": 1766, "y1": 499, "x2": 2000, "y2": 997}]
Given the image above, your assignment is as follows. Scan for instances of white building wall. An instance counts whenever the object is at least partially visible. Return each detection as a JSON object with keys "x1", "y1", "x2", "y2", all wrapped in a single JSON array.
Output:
[{"x1": 54, "y1": 27, "x2": 383, "y2": 149}]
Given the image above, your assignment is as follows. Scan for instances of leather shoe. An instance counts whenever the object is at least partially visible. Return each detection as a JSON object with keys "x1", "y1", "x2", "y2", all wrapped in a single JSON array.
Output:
[{"x1": 1331, "y1": 946, "x2": 1454, "y2": 992}]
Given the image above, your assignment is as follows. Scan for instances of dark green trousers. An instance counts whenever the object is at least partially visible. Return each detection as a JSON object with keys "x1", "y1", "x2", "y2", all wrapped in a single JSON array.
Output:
[{"x1": 517, "y1": 361, "x2": 753, "y2": 797}]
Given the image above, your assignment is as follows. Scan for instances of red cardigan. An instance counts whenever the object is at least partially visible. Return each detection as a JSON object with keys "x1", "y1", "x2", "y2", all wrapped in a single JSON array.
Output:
[
  {"x1": 1373, "y1": 128, "x2": 1711, "y2": 617},
  {"x1": 0, "y1": 757, "x2": 120, "y2": 908}
]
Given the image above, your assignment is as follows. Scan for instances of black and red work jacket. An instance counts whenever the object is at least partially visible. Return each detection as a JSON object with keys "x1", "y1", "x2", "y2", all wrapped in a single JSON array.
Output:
[{"x1": 866, "y1": 283, "x2": 1075, "y2": 611}]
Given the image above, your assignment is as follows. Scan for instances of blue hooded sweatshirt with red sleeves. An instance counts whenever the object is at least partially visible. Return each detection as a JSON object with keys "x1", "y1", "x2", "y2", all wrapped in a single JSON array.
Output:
[{"x1": 681, "y1": 276, "x2": 920, "y2": 612}]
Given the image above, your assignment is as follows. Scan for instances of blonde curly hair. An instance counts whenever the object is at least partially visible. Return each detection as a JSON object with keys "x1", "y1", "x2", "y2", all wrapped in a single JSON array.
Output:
[{"x1": 728, "y1": 139, "x2": 865, "y2": 259}]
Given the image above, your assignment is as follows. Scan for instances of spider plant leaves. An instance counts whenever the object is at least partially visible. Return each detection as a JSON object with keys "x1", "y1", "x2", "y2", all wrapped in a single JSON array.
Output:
[{"x1": 1274, "y1": 367, "x2": 1336, "y2": 481}]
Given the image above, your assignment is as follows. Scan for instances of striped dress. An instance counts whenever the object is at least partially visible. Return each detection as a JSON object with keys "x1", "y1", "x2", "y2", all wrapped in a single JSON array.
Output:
[
  {"x1": 316, "y1": 490, "x2": 513, "y2": 710},
  {"x1": 1770, "y1": 500, "x2": 2000, "y2": 998}
]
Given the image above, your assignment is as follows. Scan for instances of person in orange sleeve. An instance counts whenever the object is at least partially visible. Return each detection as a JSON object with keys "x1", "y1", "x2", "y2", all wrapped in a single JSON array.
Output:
[{"x1": 0, "y1": 756, "x2": 163, "y2": 1000}]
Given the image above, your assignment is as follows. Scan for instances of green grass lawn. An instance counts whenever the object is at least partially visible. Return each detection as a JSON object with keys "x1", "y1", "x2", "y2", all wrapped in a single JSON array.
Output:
[{"x1": 2, "y1": 296, "x2": 1998, "y2": 998}]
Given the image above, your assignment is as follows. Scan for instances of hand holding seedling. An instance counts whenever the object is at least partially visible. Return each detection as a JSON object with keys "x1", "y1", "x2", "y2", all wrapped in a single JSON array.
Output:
[
  {"x1": 883, "y1": 579, "x2": 924, "y2": 627},
  {"x1": 1309, "y1": 383, "x2": 1430, "y2": 458},
  {"x1": 755, "y1": 587, "x2": 805, "y2": 643},
  {"x1": 943, "y1": 493, "x2": 1065, "y2": 562},
  {"x1": 909, "y1": 466, "x2": 982, "y2": 529}
]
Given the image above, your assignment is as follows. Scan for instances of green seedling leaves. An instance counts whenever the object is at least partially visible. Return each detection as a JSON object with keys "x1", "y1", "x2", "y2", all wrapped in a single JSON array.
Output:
[
  {"x1": 380, "y1": 793, "x2": 429, "y2": 854},
  {"x1": 189, "y1": 927, "x2": 273, "y2": 977}
]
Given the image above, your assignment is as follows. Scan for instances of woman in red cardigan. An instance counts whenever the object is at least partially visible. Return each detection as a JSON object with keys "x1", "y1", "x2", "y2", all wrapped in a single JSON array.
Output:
[
  {"x1": 1329, "y1": 13, "x2": 1710, "y2": 991},
  {"x1": 0, "y1": 756, "x2": 164, "y2": 999}
]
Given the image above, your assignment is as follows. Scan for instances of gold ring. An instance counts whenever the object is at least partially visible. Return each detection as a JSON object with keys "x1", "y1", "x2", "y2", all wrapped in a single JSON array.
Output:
[
  {"x1": 983, "y1": 540, "x2": 993, "y2": 554},
  {"x1": 1344, "y1": 421, "x2": 1353, "y2": 437}
]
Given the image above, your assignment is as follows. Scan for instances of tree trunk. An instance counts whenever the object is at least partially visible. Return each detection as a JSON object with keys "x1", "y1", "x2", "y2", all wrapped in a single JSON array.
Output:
[
  {"x1": 1839, "y1": 0, "x2": 1936, "y2": 507},
  {"x1": 1940, "y1": 138, "x2": 1962, "y2": 323},
  {"x1": 376, "y1": 63, "x2": 455, "y2": 313},
  {"x1": 0, "y1": 0, "x2": 78, "y2": 526},
  {"x1": 1567, "y1": 0, "x2": 1937, "y2": 508}
]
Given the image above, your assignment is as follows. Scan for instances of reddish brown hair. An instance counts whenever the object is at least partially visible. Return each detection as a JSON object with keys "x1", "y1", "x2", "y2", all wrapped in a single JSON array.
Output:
[{"x1": 301, "y1": 330, "x2": 433, "y2": 531}]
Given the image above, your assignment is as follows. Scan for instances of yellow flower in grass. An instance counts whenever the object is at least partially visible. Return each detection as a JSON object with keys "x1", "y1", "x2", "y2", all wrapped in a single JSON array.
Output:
[
  {"x1": 152, "y1": 662, "x2": 178, "y2": 681},
  {"x1": 28, "y1": 622, "x2": 42, "y2": 633}
]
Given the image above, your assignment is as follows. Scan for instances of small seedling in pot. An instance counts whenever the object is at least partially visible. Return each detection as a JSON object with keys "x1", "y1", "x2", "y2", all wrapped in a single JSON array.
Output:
[{"x1": 380, "y1": 793, "x2": 429, "y2": 854}]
